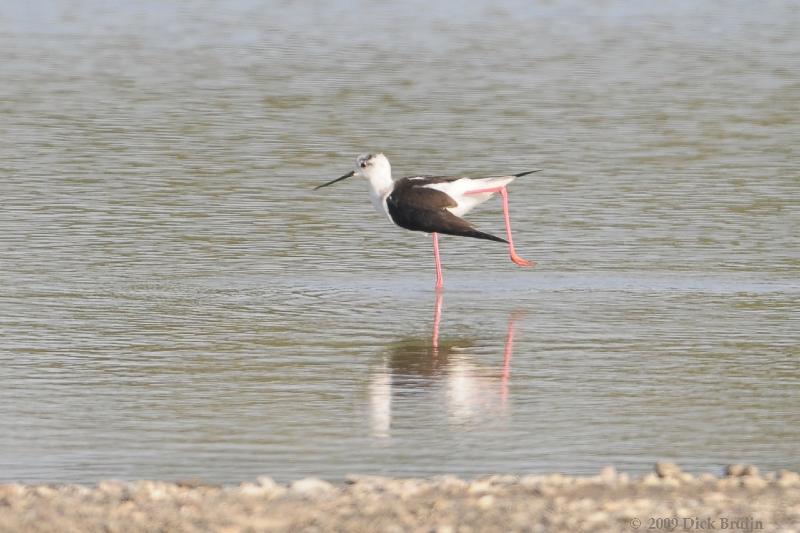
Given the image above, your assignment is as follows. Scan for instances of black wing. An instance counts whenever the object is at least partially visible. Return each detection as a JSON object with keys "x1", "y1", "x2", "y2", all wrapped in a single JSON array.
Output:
[{"x1": 386, "y1": 178, "x2": 506, "y2": 243}]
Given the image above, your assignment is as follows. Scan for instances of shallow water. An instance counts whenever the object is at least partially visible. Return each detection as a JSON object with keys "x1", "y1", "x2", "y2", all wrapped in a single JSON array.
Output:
[{"x1": 1, "y1": 0, "x2": 798, "y2": 483}]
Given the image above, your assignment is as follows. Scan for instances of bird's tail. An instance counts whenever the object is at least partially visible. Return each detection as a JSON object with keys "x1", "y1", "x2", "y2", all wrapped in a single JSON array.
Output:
[
  {"x1": 467, "y1": 169, "x2": 541, "y2": 192},
  {"x1": 514, "y1": 169, "x2": 542, "y2": 178},
  {"x1": 446, "y1": 227, "x2": 508, "y2": 243}
]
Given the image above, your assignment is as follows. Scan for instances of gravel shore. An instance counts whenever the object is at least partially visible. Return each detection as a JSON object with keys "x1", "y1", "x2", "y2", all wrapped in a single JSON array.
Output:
[{"x1": 1, "y1": 464, "x2": 798, "y2": 532}]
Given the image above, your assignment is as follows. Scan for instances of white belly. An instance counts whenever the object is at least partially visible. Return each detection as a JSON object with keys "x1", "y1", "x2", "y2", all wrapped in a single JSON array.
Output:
[
  {"x1": 446, "y1": 192, "x2": 494, "y2": 217},
  {"x1": 424, "y1": 176, "x2": 516, "y2": 217},
  {"x1": 369, "y1": 188, "x2": 392, "y2": 221}
]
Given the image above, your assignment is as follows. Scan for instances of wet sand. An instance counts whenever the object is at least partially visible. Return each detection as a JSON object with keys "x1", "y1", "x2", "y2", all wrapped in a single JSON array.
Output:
[{"x1": 1, "y1": 464, "x2": 798, "y2": 532}]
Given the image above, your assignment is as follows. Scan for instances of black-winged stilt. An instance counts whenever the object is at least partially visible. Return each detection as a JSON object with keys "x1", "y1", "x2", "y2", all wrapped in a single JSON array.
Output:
[{"x1": 314, "y1": 153, "x2": 537, "y2": 289}]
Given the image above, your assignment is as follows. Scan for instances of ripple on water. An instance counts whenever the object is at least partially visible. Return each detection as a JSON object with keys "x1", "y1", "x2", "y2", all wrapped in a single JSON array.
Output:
[{"x1": 1, "y1": 0, "x2": 798, "y2": 483}]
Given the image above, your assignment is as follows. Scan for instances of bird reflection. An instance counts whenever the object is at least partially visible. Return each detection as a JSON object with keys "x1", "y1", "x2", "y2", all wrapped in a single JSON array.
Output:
[{"x1": 369, "y1": 291, "x2": 520, "y2": 438}]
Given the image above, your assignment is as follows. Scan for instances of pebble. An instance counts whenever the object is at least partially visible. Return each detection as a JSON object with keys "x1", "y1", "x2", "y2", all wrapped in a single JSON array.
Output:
[
  {"x1": 64, "y1": 484, "x2": 92, "y2": 497},
  {"x1": 584, "y1": 511, "x2": 609, "y2": 525},
  {"x1": 546, "y1": 473, "x2": 568, "y2": 486},
  {"x1": 433, "y1": 475, "x2": 468, "y2": 491},
  {"x1": 175, "y1": 479, "x2": 203, "y2": 488},
  {"x1": 519, "y1": 475, "x2": 544, "y2": 489},
  {"x1": 725, "y1": 464, "x2": 759, "y2": 477},
  {"x1": 255, "y1": 476, "x2": 287, "y2": 497},
  {"x1": 599, "y1": 465, "x2": 617, "y2": 484},
  {"x1": 743, "y1": 465, "x2": 759, "y2": 476},
  {"x1": 290, "y1": 477, "x2": 335, "y2": 497},
  {"x1": 137, "y1": 481, "x2": 170, "y2": 500},
  {"x1": 395, "y1": 480, "x2": 425, "y2": 499},
  {"x1": 660, "y1": 477, "x2": 680, "y2": 489},
  {"x1": 0, "y1": 484, "x2": 26, "y2": 498},
  {"x1": 256, "y1": 476, "x2": 279, "y2": 489},
  {"x1": 97, "y1": 480, "x2": 128, "y2": 498},
  {"x1": 716, "y1": 477, "x2": 741, "y2": 490},
  {"x1": 642, "y1": 473, "x2": 661, "y2": 486},
  {"x1": 702, "y1": 491, "x2": 727, "y2": 505},
  {"x1": 485, "y1": 474, "x2": 518, "y2": 485},
  {"x1": 239, "y1": 483, "x2": 269, "y2": 496},
  {"x1": 467, "y1": 480, "x2": 494, "y2": 496},
  {"x1": 346, "y1": 474, "x2": 390, "y2": 486},
  {"x1": 477, "y1": 495, "x2": 495, "y2": 509},
  {"x1": 34, "y1": 486, "x2": 57, "y2": 497},
  {"x1": 741, "y1": 476, "x2": 767, "y2": 490},
  {"x1": 726, "y1": 464, "x2": 743, "y2": 476},
  {"x1": 777, "y1": 470, "x2": 800, "y2": 487},
  {"x1": 655, "y1": 461, "x2": 682, "y2": 479}
]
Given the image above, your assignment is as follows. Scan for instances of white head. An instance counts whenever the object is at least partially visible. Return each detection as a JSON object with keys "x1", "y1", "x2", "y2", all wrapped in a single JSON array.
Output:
[
  {"x1": 354, "y1": 153, "x2": 391, "y2": 181},
  {"x1": 314, "y1": 152, "x2": 393, "y2": 191}
]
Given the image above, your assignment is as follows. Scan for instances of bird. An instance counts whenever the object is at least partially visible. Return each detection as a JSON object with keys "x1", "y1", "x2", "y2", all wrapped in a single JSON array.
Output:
[{"x1": 314, "y1": 153, "x2": 537, "y2": 290}]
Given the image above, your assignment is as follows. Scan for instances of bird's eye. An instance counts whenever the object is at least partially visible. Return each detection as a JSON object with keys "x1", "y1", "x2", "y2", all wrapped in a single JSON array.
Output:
[{"x1": 360, "y1": 161, "x2": 367, "y2": 168}]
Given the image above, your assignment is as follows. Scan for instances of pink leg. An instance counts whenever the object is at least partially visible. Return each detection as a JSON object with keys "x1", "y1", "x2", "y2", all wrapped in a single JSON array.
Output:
[
  {"x1": 431, "y1": 289, "x2": 443, "y2": 352},
  {"x1": 465, "y1": 186, "x2": 536, "y2": 267},
  {"x1": 500, "y1": 313, "x2": 516, "y2": 405},
  {"x1": 432, "y1": 232, "x2": 444, "y2": 290}
]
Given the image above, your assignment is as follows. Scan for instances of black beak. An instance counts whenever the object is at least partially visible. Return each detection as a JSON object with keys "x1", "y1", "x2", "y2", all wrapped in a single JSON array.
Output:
[{"x1": 314, "y1": 170, "x2": 355, "y2": 190}]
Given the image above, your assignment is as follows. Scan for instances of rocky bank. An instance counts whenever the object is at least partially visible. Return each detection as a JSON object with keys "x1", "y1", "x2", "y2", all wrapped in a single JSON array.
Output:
[{"x1": 1, "y1": 464, "x2": 799, "y2": 532}]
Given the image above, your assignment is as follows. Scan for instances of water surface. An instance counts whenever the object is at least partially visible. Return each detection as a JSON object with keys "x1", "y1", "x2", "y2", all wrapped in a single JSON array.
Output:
[{"x1": 1, "y1": 0, "x2": 798, "y2": 483}]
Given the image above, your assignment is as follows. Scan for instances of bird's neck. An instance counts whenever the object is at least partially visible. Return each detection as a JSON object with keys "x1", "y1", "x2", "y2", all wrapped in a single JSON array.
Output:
[
  {"x1": 366, "y1": 171, "x2": 395, "y2": 217},
  {"x1": 366, "y1": 171, "x2": 394, "y2": 199}
]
